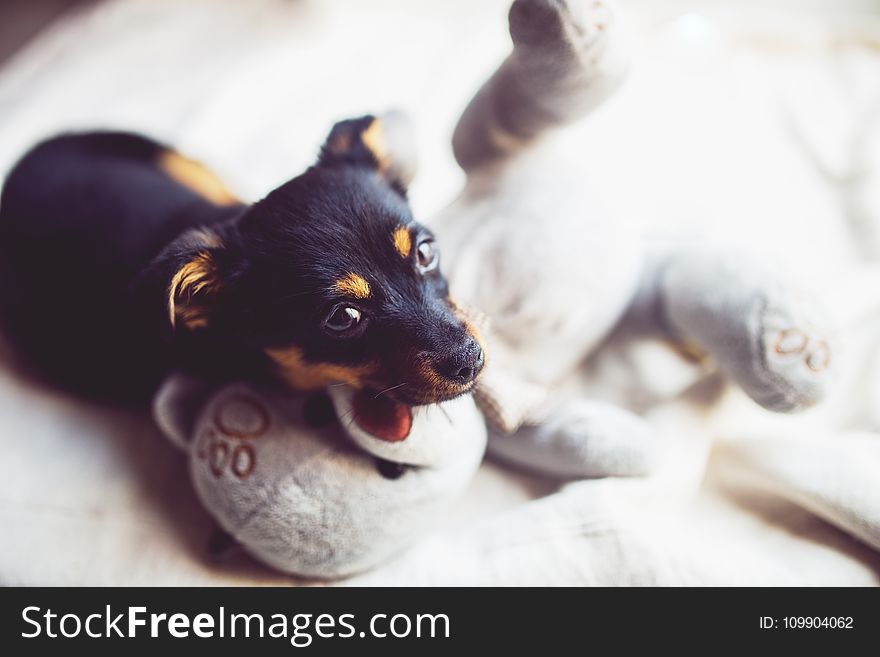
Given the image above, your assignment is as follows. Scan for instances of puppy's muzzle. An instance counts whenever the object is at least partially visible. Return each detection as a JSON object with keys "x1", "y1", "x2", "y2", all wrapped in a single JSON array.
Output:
[{"x1": 434, "y1": 336, "x2": 485, "y2": 386}]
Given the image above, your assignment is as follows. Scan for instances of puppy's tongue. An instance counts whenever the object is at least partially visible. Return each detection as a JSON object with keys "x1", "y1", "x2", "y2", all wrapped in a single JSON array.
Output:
[{"x1": 352, "y1": 390, "x2": 413, "y2": 442}]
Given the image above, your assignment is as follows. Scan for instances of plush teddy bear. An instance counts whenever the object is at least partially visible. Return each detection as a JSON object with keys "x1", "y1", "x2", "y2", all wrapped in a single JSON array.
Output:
[
  {"x1": 435, "y1": 0, "x2": 836, "y2": 478},
  {"x1": 152, "y1": 0, "x2": 836, "y2": 578},
  {"x1": 154, "y1": 374, "x2": 486, "y2": 578}
]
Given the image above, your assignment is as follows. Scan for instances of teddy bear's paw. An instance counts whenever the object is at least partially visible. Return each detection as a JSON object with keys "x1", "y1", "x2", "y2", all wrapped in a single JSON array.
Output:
[
  {"x1": 487, "y1": 400, "x2": 660, "y2": 479},
  {"x1": 510, "y1": 0, "x2": 615, "y2": 56},
  {"x1": 744, "y1": 299, "x2": 835, "y2": 413},
  {"x1": 656, "y1": 250, "x2": 836, "y2": 414}
]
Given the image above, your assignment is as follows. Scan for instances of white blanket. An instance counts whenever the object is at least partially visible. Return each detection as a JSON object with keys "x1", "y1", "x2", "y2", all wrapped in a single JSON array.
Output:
[{"x1": 1, "y1": 0, "x2": 878, "y2": 586}]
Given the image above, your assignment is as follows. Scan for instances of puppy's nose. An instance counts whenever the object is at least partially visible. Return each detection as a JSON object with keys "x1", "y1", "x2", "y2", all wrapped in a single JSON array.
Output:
[{"x1": 437, "y1": 338, "x2": 485, "y2": 385}]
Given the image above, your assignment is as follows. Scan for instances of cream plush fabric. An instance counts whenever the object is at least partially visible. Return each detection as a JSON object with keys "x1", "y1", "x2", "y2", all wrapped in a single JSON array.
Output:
[{"x1": 1, "y1": 0, "x2": 879, "y2": 585}]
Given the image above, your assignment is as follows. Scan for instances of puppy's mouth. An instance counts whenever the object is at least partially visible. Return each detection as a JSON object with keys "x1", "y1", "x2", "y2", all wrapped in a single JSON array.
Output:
[
  {"x1": 351, "y1": 381, "x2": 476, "y2": 442},
  {"x1": 352, "y1": 389, "x2": 414, "y2": 442}
]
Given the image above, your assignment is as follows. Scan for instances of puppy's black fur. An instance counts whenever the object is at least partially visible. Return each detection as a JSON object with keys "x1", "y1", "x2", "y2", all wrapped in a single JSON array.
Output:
[{"x1": 0, "y1": 116, "x2": 484, "y2": 404}]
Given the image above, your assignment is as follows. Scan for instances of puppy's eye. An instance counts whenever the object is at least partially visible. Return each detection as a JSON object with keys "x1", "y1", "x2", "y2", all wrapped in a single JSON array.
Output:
[
  {"x1": 417, "y1": 239, "x2": 439, "y2": 272},
  {"x1": 324, "y1": 305, "x2": 362, "y2": 334}
]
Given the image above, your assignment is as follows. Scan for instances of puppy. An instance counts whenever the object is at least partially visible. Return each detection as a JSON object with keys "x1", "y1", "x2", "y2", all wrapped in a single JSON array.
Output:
[{"x1": 0, "y1": 115, "x2": 485, "y2": 410}]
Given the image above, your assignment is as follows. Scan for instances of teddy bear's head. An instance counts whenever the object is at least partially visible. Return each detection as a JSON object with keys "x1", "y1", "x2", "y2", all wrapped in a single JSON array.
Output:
[{"x1": 154, "y1": 375, "x2": 486, "y2": 578}]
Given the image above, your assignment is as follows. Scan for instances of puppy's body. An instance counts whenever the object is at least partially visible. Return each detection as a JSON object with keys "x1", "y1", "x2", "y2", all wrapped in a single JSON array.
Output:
[
  {"x1": 0, "y1": 118, "x2": 484, "y2": 403},
  {"x1": 0, "y1": 132, "x2": 243, "y2": 399}
]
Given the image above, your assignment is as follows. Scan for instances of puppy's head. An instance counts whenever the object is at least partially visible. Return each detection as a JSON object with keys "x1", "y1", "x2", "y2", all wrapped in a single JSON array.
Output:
[{"x1": 165, "y1": 115, "x2": 484, "y2": 405}]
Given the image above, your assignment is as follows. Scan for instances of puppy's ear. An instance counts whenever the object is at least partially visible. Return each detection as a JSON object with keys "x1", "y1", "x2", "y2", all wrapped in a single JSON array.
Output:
[
  {"x1": 318, "y1": 111, "x2": 417, "y2": 195},
  {"x1": 130, "y1": 225, "x2": 246, "y2": 338},
  {"x1": 167, "y1": 240, "x2": 222, "y2": 331},
  {"x1": 135, "y1": 227, "x2": 234, "y2": 333}
]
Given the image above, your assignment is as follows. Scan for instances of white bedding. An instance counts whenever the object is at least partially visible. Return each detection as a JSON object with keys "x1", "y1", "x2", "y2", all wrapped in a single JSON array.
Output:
[{"x1": 1, "y1": 0, "x2": 878, "y2": 586}]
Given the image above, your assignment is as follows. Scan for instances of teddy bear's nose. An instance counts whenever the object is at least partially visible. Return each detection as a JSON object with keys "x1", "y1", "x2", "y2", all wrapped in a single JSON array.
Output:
[{"x1": 437, "y1": 337, "x2": 485, "y2": 385}]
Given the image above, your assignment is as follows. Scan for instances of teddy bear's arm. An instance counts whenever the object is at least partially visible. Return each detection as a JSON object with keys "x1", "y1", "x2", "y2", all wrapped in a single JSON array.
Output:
[
  {"x1": 452, "y1": 0, "x2": 629, "y2": 173},
  {"x1": 487, "y1": 398, "x2": 659, "y2": 479}
]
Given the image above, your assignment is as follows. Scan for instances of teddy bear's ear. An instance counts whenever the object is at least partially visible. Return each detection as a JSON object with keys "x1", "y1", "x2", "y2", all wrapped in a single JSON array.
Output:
[
  {"x1": 318, "y1": 111, "x2": 417, "y2": 196},
  {"x1": 153, "y1": 372, "x2": 217, "y2": 451}
]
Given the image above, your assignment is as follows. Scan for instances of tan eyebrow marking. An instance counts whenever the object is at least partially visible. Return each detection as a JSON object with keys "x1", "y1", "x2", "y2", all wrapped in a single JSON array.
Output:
[
  {"x1": 335, "y1": 272, "x2": 371, "y2": 299},
  {"x1": 393, "y1": 226, "x2": 411, "y2": 259}
]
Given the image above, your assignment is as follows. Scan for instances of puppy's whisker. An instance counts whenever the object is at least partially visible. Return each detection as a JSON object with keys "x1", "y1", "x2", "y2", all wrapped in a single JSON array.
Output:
[{"x1": 374, "y1": 382, "x2": 408, "y2": 399}]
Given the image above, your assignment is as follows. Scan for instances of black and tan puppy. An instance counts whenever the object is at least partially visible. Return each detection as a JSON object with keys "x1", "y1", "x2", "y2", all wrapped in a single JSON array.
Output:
[{"x1": 0, "y1": 114, "x2": 485, "y2": 408}]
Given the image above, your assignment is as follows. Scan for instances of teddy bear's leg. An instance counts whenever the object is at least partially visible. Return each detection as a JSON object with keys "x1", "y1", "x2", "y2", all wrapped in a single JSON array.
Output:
[
  {"x1": 488, "y1": 399, "x2": 660, "y2": 478},
  {"x1": 629, "y1": 247, "x2": 835, "y2": 413},
  {"x1": 452, "y1": 0, "x2": 629, "y2": 172}
]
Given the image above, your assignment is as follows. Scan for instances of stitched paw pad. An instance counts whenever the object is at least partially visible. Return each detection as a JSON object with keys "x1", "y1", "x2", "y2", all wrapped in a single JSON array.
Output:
[
  {"x1": 772, "y1": 328, "x2": 831, "y2": 373},
  {"x1": 746, "y1": 297, "x2": 835, "y2": 413}
]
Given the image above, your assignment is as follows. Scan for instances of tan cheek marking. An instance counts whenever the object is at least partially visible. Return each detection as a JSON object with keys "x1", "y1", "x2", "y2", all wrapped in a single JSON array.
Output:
[
  {"x1": 361, "y1": 118, "x2": 389, "y2": 171},
  {"x1": 168, "y1": 251, "x2": 218, "y2": 329},
  {"x1": 159, "y1": 150, "x2": 240, "y2": 207},
  {"x1": 335, "y1": 272, "x2": 371, "y2": 299},
  {"x1": 393, "y1": 226, "x2": 412, "y2": 259},
  {"x1": 413, "y1": 356, "x2": 475, "y2": 402},
  {"x1": 265, "y1": 346, "x2": 375, "y2": 390},
  {"x1": 416, "y1": 358, "x2": 450, "y2": 391}
]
